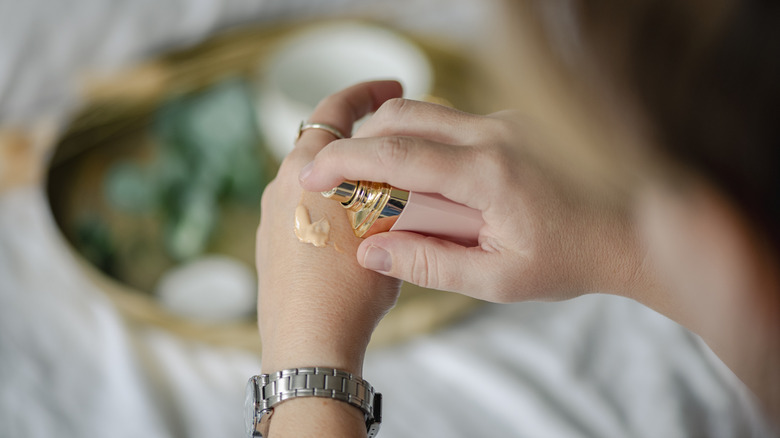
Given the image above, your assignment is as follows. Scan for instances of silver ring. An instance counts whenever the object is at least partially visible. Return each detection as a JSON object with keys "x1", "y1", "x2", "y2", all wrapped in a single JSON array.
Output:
[{"x1": 297, "y1": 121, "x2": 346, "y2": 141}]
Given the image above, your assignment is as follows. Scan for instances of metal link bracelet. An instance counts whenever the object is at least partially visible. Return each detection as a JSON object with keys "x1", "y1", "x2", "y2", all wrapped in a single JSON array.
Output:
[{"x1": 245, "y1": 367, "x2": 382, "y2": 437}]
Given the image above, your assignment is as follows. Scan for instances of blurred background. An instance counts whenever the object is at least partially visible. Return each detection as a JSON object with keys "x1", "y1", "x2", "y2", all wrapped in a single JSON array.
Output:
[
  {"x1": 0, "y1": 0, "x2": 775, "y2": 437},
  {"x1": 44, "y1": 14, "x2": 493, "y2": 351}
]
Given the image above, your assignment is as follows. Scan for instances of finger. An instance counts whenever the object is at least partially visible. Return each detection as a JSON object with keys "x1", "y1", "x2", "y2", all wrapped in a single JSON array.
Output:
[
  {"x1": 300, "y1": 135, "x2": 492, "y2": 209},
  {"x1": 294, "y1": 80, "x2": 403, "y2": 157},
  {"x1": 352, "y1": 98, "x2": 485, "y2": 145},
  {"x1": 356, "y1": 232, "x2": 496, "y2": 297}
]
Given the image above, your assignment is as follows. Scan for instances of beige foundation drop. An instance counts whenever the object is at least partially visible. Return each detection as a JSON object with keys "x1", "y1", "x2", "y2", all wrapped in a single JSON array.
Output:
[{"x1": 293, "y1": 204, "x2": 330, "y2": 247}]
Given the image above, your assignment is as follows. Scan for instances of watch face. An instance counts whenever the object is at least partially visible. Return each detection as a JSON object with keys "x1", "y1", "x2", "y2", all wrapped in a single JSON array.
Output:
[{"x1": 244, "y1": 377, "x2": 259, "y2": 437}]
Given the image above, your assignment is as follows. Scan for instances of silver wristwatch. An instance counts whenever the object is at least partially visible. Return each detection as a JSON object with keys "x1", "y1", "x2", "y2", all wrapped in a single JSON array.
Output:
[{"x1": 245, "y1": 367, "x2": 382, "y2": 437}]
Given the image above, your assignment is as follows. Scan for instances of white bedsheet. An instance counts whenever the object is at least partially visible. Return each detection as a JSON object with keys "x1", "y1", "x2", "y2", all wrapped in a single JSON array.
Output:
[
  {"x1": 0, "y1": 187, "x2": 775, "y2": 437},
  {"x1": 367, "y1": 295, "x2": 773, "y2": 437},
  {"x1": 0, "y1": 0, "x2": 488, "y2": 125},
  {"x1": 0, "y1": 0, "x2": 777, "y2": 437}
]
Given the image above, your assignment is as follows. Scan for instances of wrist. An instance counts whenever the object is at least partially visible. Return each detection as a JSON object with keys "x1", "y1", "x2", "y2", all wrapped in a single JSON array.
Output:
[
  {"x1": 258, "y1": 283, "x2": 398, "y2": 375},
  {"x1": 260, "y1": 328, "x2": 368, "y2": 376},
  {"x1": 268, "y1": 397, "x2": 367, "y2": 438},
  {"x1": 260, "y1": 349, "x2": 365, "y2": 378}
]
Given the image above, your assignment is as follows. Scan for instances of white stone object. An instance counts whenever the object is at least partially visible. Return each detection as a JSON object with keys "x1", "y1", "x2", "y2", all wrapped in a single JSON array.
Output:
[{"x1": 156, "y1": 255, "x2": 256, "y2": 323}]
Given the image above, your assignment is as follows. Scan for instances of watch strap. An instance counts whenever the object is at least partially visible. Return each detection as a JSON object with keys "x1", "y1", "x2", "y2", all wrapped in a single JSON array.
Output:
[{"x1": 249, "y1": 367, "x2": 381, "y2": 437}]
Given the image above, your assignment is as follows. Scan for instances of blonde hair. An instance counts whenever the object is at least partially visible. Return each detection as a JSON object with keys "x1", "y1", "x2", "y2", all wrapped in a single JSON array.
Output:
[{"x1": 493, "y1": 0, "x2": 780, "y2": 249}]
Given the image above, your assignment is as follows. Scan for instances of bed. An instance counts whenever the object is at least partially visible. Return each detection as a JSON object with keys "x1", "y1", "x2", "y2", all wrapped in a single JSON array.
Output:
[{"x1": 0, "y1": 1, "x2": 775, "y2": 437}]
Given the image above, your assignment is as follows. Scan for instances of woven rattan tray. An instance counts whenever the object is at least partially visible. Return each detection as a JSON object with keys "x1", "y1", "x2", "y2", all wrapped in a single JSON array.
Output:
[{"x1": 47, "y1": 21, "x2": 492, "y2": 353}]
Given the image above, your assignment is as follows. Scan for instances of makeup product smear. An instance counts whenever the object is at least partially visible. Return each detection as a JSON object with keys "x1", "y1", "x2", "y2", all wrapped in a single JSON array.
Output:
[
  {"x1": 322, "y1": 180, "x2": 483, "y2": 246},
  {"x1": 294, "y1": 204, "x2": 330, "y2": 247}
]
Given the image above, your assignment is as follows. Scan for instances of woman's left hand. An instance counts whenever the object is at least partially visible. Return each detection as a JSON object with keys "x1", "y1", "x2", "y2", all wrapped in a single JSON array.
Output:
[{"x1": 256, "y1": 81, "x2": 404, "y2": 376}]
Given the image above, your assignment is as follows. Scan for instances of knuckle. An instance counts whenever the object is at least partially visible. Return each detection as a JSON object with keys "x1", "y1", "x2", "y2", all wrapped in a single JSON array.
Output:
[
  {"x1": 475, "y1": 120, "x2": 520, "y2": 183},
  {"x1": 476, "y1": 144, "x2": 511, "y2": 183},
  {"x1": 374, "y1": 136, "x2": 411, "y2": 168},
  {"x1": 409, "y1": 245, "x2": 440, "y2": 289},
  {"x1": 486, "y1": 116, "x2": 517, "y2": 142},
  {"x1": 361, "y1": 98, "x2": 429, "y2": 137},
  {"x1": 376, "y1": 97, "x2": 410, "y2": 119}
]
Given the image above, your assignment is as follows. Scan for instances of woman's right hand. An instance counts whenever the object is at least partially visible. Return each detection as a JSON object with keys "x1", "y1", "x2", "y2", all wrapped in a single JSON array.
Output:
[{"x1": 300, "y1": 99, "x2": 649, "y2": 302}]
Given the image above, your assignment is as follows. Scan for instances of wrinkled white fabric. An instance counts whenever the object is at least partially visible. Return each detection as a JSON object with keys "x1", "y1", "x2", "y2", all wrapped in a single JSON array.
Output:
[
  {"x1": 0, "y1": 0, "x2": 489, "y2": 124},
  {"x1": 1, "y1": 187, "x2": 776, "y2": 438},
  {"x1": 0, "y1": 1, "x2": 777, "y2": 437},
  {"x1": 367, "y1": 298, "x2": 777, "y2": 438}
]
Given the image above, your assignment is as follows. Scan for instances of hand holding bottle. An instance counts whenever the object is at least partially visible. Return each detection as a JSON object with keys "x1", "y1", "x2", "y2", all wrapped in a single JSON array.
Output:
[{"x1": 300, "y1": 98, "x2": 652, "y2": 302}]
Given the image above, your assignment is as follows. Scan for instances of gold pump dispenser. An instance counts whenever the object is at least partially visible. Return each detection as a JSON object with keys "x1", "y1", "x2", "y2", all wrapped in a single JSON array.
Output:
[{"x1": 322, "y1": 180, "x2": 409, "y2": 238}]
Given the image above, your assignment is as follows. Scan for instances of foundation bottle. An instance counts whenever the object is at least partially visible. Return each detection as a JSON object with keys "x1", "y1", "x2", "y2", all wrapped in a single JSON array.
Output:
[{"x1": 322, "y1": 180, "x2": 483, "y2": 246}]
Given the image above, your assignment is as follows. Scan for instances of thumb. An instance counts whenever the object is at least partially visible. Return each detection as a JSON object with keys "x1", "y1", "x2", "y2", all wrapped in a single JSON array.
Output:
[{"x1": 356, "y1": 231, "x2": 481, "y2": 292}]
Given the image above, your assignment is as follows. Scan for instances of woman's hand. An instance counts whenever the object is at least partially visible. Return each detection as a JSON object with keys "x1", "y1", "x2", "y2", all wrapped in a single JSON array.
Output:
[
  {"x1": 300, "y1": 99, "x2": 648, "y2": 302},
  {"x1": 256, "y1": 81, "x2": 403, "y2": 376}
]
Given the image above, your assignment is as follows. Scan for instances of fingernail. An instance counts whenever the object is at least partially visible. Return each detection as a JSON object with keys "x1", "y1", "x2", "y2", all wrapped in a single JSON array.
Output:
[
  {"x1": 363, "y1": 246, "x2": 392, "y2": 273},
  {"x1": 299, "y1": 161, "x2": 314, "y2": 183}
]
